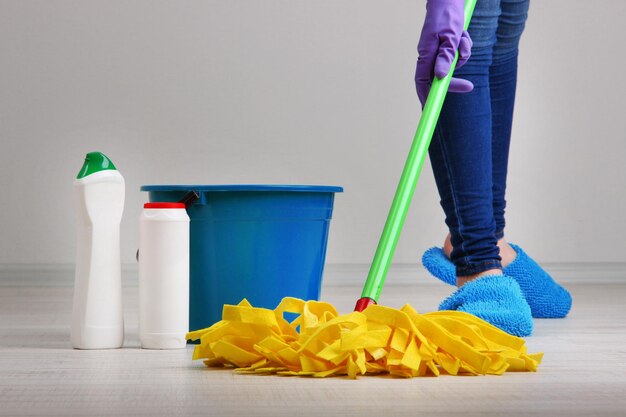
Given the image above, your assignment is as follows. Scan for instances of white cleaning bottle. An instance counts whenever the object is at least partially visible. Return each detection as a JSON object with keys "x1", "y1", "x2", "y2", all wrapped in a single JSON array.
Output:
[
  {"x1": 139, "y1": 202, "x2": 190, "y2": 349},
  {"x1": 71, "y1": 152, "x2": 125, "y2": 349}
]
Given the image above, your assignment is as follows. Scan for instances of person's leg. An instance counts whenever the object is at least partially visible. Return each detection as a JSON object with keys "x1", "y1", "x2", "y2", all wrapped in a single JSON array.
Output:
[
  {"x1": 428, "y1": 0, "x2": 502, "y2": 282},
  {"x1": 490, "y1": 0, "x2": 530, "y2": 265},
  {"x1": 426, "y1": 0, "x2": 534, "y2": 336},
  {"x1": 440, "y1": 0, "x2": 529, "y2": 268}
]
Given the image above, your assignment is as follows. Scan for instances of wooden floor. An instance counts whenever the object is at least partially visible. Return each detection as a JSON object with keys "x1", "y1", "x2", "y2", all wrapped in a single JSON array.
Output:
[{"x1": 1, "y1": 275, "x2": 625, "y2": 417}]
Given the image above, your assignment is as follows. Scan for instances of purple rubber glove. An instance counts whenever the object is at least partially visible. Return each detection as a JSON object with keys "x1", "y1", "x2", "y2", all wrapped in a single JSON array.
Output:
[{"x1": 415, "y1": 0, "x2": 473, "y2": 106}]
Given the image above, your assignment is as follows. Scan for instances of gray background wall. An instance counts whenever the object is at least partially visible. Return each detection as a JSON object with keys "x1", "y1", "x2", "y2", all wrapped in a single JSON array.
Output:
[{"x1": 1, "y1": 0, "x2": 625, "y2": 271}]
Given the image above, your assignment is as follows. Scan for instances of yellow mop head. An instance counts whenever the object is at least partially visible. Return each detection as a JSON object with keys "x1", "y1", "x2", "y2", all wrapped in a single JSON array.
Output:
[{"x1": 186, "y1": 297, "x2": 542, "y2": 378}]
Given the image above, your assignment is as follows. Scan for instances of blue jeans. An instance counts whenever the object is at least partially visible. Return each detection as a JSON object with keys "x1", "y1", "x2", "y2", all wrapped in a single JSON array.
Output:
[{"x1": 428, "y1": 0, "x2": 530, "y2": 276}]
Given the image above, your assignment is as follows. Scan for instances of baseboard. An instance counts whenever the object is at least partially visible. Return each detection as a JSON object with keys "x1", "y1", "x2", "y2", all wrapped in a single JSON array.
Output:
[
  {"x1": 1, "y1": 262, "x2": 625, "y2": 287},
  {"x1": 0, "y1": 264, "x2": 138, "y2": 287},
  {"x1": 323, "y1": 262, "x2": 626, "y2": 286}
]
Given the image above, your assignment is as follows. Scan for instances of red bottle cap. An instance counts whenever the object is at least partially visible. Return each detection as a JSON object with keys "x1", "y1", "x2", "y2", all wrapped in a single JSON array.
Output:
[{"x1": 143, "y1": 202, "x2": 186, "y2": 209}]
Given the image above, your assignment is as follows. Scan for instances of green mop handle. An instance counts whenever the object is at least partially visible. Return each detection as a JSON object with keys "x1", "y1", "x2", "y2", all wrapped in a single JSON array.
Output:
[{"x1": 355, "y1": 0, "x2": 477, "y2": 311}]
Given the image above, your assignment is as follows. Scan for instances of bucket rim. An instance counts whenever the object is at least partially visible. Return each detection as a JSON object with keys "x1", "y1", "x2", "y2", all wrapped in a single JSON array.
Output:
[{"x1": 140, "y1": 184, "x2": 343, "y2": 193}]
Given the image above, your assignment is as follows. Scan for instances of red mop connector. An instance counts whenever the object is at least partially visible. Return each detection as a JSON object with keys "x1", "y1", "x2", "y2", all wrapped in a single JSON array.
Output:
[{"x1": 354, "y1": 297, "x2": 377, "y2": 312}]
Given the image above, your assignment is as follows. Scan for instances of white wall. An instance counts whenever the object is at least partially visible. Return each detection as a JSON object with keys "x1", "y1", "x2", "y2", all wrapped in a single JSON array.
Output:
[{"x1": 1, "y1": 0, "x2": 625, "y2": 267}]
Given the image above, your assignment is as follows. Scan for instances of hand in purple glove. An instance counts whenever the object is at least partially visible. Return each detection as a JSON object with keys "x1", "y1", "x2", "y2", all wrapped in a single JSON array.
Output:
[{"x1": 415, "y1": 0, "x2": 473, "y2": 106}]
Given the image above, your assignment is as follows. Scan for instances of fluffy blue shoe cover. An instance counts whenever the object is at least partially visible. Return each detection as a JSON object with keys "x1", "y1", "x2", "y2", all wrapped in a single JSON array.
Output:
[
  {"x1": 505, "y1": 244, "x2": 572, "y2": 318},
  {"x1": 439, "y1": 275, "x2": 533, "y2": 337},
  {"x1": 422, "y1": 246, "x2": 457, "y2": 286},
  {"x1": 422, "y1": 244, "x2": 572, "y2": 318}
]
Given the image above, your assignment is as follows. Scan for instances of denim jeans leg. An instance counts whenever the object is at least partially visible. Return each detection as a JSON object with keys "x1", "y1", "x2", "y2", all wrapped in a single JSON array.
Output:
[
  {"x1": 428, "y1": 0, "x2": 502, "y2": 277},
  {"x1": 491, "y1": 0, "x2": 530, "y2": 239}
]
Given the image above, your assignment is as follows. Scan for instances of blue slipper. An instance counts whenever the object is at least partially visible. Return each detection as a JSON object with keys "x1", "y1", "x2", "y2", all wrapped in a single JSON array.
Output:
[
  {"x1": 422, "y1": 246, "x2": 457, "y2": 286},
  {"x1": 422, "y1": 244, "x2": 572, "y2": 318},
  {"x1": 439, "y1": 275, "x2": 533, "y2": 337}
]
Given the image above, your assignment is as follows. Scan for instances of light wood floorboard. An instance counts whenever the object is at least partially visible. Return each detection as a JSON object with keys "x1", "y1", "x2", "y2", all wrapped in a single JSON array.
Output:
[{"x1": 1, "y1": 275, "x2": 625, "y2": 417}]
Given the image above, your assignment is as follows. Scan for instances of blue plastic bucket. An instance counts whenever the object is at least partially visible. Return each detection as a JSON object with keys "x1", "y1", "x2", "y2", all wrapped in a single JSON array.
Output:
[{"x1": 140, "y1": 184, "x2": 343, "y2": 331}]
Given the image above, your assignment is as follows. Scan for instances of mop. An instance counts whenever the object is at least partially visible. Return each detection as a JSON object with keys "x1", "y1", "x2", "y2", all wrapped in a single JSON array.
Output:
[{"x1": 186, "y1": 0, "x2": 543, "y2": 378}]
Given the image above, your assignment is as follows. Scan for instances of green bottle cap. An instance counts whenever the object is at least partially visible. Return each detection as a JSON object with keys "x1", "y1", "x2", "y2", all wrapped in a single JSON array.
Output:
[{"x1": 76, "y1": 152, "x2": 118, "y2": 179}]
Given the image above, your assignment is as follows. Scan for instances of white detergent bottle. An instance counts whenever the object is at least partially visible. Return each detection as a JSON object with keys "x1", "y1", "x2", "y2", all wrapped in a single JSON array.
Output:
[
  {"x1": 71, "y1": 152, "x2": 125, "y2": 349},
  {"x1": 139, "y1": 202, "x2": 190, "y2": 349}
]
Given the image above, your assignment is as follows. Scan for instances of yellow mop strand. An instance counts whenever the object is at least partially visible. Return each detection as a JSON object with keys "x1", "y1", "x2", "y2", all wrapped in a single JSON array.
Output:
[{"x1": 186, "y1": 297, "x2": 542, "y2": 378}]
